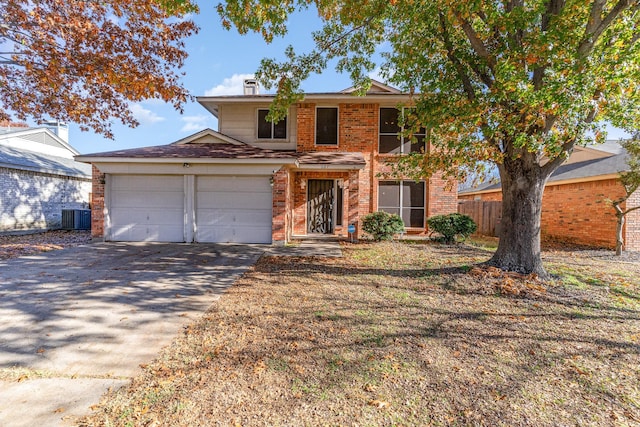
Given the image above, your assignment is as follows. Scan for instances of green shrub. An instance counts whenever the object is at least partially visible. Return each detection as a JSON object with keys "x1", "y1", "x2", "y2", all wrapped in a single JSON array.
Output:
[
  {"x1": 427, "y1": 213, "x2": 477, "y2": 244},
  {"x1": 361, "y1": 211, "x2": 405, "y2": 241}
]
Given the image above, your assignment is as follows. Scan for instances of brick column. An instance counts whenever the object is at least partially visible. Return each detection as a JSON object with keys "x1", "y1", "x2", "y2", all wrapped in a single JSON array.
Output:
[
  {"x1": 348, "y1": 170, "x2": 360, "y2": 237},
  {"x1": 91, "y1": 165, "x2": 105, "y2": 239},
  {"x1": 272, "y1": 168, "x2": 289, "y2": 245}
]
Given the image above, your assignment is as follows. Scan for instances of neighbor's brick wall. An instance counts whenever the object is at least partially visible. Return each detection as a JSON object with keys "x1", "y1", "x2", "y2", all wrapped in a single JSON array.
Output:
[
  {"x1": 91, "y1": 165, "x2": 105, "y2": 238},
  {"x1": 542, "y1": 179, "x2": 624, "y2": 248},
  {"x1": 0, "y1": 167, "x2": 90, "y2": 232},
  {"x1": 459, "y1": 191, "x2": 502, "y2": 202},
  {"x1": 462, "y1": 179, "x2": 627, "y2": 249},
  {"x1": 625, "y1": 189, "x2": 640, "y2": 251}
]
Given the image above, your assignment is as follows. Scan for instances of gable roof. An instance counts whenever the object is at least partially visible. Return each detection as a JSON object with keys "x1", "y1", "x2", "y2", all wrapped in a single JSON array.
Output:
[
  {"x1": 197, "y1": 80, "x2": 411, "y2": 118},
  {"x1": 0, "y1": 127, "x2": 90, "y2": 177},
  {"x1": 0, "y1": 127, "x2": 78, "y2": 157},
  {"x1": 339, "y1": 79, "x2": 402, "y2": 94},
  {"x1": 172, "y1": 128, "x2": 246, "y2": 146},
  {"x1": 460, "y1": 151, "x2": 630, "y2": 195},
  {"x1": 0, "y1": 144, "x2": 91, "y2": 178}
]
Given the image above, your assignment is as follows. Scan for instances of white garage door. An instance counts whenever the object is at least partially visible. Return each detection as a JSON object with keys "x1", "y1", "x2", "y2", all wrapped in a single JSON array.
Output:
[
  {"x1": 110, "y1": 175, "x2": 184, "y2": 242},
  {"x1": 196, "y1": 176, "x2": 272, "y2": 244}
]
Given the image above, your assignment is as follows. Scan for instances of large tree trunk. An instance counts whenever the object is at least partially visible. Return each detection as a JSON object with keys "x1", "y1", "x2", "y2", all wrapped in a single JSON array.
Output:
[{"x1": 488, "y1": 153, "x2": 551, "y2": 278}]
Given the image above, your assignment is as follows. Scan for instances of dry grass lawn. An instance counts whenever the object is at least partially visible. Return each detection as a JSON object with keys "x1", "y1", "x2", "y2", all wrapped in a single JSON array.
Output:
[{"x1": 80, "y1": 240, "x2": 640, "y2": 427}]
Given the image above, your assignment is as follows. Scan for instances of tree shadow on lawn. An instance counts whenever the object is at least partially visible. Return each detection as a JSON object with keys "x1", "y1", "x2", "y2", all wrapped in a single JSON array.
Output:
[
  {"x1": 179, "y1": 255, "x2": 640, "y2": 425},
  {"x1": 259, "y1": 255, "x2": 640, "y2": 319}
]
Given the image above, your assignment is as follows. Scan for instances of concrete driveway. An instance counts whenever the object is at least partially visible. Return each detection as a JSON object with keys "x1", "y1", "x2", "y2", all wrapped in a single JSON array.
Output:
[{"x1": 0, "y1": 242, "x2": 265, "y2": 426}]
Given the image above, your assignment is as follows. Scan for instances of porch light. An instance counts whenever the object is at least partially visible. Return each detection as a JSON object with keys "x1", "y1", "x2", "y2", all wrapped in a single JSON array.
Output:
[
  {"x1": 183, "y1": 162, "x2": 190, "y2": 168},
  {"x1": 269, "y1": 176, "x2": 275, "y2": 187}
]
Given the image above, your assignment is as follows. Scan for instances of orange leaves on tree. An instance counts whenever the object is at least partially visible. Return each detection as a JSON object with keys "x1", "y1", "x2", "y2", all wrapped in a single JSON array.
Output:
[{"x1": 0, "y1": 0, "x2": 198, "y2": 139}]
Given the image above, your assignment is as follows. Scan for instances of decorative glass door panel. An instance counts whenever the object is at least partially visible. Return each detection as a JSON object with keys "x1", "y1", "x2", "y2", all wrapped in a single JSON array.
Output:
[{"x1": 307, "y1": 180, "x2": 334, "y2": 234}]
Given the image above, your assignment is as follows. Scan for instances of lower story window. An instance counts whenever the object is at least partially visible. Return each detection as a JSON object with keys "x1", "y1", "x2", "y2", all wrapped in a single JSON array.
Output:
[{"x1": 378, "y1": 181, "x2": 425, "y2": 228}]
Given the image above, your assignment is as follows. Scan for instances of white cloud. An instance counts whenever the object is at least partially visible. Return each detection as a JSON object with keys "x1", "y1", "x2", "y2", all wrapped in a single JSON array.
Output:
[
  {"x1": 130, "y1": 103, "x2": 165, "y2": 125},
  {"x1": 180, "y1": 115, "x2": 210, "y2": 133},
  {"x1": 204, "y1": 73, "x2": 255, "y2": 96}
]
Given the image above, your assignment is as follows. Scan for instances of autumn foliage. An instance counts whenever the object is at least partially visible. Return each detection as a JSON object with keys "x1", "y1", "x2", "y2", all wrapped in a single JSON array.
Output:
[{"x1": 0, "y1": 0, "x2": 198, "y2": 138}]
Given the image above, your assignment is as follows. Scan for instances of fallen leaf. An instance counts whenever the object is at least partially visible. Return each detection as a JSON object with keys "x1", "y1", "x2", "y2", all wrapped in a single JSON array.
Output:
[{"x1": 368, "y1": 399, "x2": 390, "y2": 409}]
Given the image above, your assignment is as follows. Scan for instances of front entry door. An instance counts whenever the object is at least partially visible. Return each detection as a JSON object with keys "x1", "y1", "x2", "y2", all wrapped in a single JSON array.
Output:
[{"x1": 307, "y1": 179, "x2": 334, "y2": 234}]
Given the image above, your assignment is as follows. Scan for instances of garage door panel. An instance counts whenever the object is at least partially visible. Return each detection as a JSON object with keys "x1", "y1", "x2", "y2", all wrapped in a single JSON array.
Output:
[
  {"x1": 111, "y1": 208, "x2": 183, "y2": 224},
  {"x1": 109, "y1": 175, "x2": 185, "y2": 242},
  {"x1": 111, "y1": 176, "x2": 183, "y2": 191},
  {"x1": 111, "y1": 225, "x2": 185, "y2": 242},
  {"x1": 196, "y1": 225, "x2": 272, "y2": 244},
  {"x1": 196, "y1": 176, "x2": 272, "y2": 244},
  {"x1": 197, "y1": 176, "x2": 270, "y2": 192},
  {"x1": 196, "y1": 209, "x2": 272, "y2": 225},
  {"x1": 111, "y1": 192, "x2": 184, "y2": 209},
  {"x1": 197, "y1": 192, "x2": 272, "y2": 210}
]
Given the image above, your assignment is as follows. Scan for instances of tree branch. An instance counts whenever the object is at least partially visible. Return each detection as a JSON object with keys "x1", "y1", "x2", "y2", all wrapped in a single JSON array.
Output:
[
  {"x1": 439, "y1": 13, "x2": 477, "y2": 101},
  {"x1": 454, "y1": 12, "x2": 495, "y2": 70},
  {"x1": 577, "y1": 0, "x2": 631, "y2": 58},
  {"x1": 534, "y1": 0, "x2": 566, "y2": 90}
]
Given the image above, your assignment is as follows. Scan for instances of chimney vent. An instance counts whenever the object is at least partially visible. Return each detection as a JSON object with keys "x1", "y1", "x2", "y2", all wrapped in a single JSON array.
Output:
[
  {"x1": 243, "y1": 79, "x2": 259, "y2": 95},
  {"x1": 43, "y1": 120, "x2": 69, "y2": 143}
]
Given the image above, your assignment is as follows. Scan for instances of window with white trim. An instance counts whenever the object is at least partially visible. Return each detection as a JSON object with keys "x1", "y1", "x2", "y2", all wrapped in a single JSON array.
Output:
[
  {"x1": 378, "y1": 181, "x2": 426, "y2": 228},
  {"x1": 316, "y1": 107, "x2": 338, "y2": 145},
  {"x1": 379, "y1": 107, "x2": 426, "y2": 154},
  {"x1": 257, "y1": 109, "x2": 287, "y2": 139}
]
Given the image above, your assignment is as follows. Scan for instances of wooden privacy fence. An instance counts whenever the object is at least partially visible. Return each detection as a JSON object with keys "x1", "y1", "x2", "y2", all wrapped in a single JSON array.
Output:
[{"x1": 458, "y1": 200, "x2": 502, "y2": 237}]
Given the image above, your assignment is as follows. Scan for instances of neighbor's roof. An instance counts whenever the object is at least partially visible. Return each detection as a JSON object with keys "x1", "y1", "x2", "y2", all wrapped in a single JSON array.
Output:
[
  {"x1": 460, "y1": 151, "x2": 630, "y2": 195},
  {"x1": 0, "y1": 144, "x2": 91, "y2": 178}
]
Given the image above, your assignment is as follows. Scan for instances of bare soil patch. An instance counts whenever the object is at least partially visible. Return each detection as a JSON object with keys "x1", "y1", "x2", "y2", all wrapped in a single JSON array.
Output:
[
  {"x1": 79, "y1": 241, "x2": 639, "y2": 426},
  {"x1": 0, "y1": 230, "x2": 92, "y2": 260}
]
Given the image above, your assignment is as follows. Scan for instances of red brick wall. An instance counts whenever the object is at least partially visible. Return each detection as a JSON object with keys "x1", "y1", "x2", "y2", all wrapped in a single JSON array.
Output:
[
  {"x1": 272, "y1": 168, "x2": 289, "y2": 244},
  {"x1": 625, "y1": 189, "x2": 640, "y2": 251},
  {"x1": 459, "y1": 191, "x2": 502, "y2": 202},
  {"x1": 462, "y1": 179, "x2": 629, "y2": 249},
  {"x1": 91, "y1": 165, "x2": 105, "y2": 238},
  {"x1": 542, "y1": 179, "x2": 624, "y2": 248},
  {"x1": 296, "y1": 103, "x2": 316, "y2": 151},
  {"x1": 428, "y1": 172, "x2": 459, "y2": 217}
]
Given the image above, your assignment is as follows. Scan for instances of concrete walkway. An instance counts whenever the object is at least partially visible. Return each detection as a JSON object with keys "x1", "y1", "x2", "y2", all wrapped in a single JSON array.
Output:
[{"x1": 0, "y1": 242, "x2": 264, "y2": 427}]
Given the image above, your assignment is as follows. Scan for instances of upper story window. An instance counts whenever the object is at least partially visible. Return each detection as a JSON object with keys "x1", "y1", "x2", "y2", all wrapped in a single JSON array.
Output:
[
  {"x1": 257, "y1": 109, "x2": 287, "y2": 139},
  {"x1": 316, "y1": 107, "x2": 338, "y2": 146},
  {"x1": 379, "y1": 108, "x2": 426, "y2": 154}
]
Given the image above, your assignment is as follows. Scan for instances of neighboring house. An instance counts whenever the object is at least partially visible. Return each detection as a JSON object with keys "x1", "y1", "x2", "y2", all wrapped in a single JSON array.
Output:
[
  {"x1": 459, "y1": 142, "x2": 640, "y2": 250},
  {"x1": 0, "y1": 122, "x2": 92, "y2": 232},
  {"x1": 76, "y1": 80, "x2": 458, "y2": 244}
]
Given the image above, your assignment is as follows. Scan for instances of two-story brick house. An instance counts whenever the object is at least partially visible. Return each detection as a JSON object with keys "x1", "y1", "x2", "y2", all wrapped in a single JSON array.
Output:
[{"x1": 77, "y1": 80, "x2": 458, "y2": 244}]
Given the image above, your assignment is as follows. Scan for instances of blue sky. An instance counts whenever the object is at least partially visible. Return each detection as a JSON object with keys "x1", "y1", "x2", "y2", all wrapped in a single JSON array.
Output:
[
  {"x1": 26, "y1": 2, "x2": 631, "y2": 154},
  {"x1": 65, "y1": 3, "x2": 356, "y2": 154}
]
